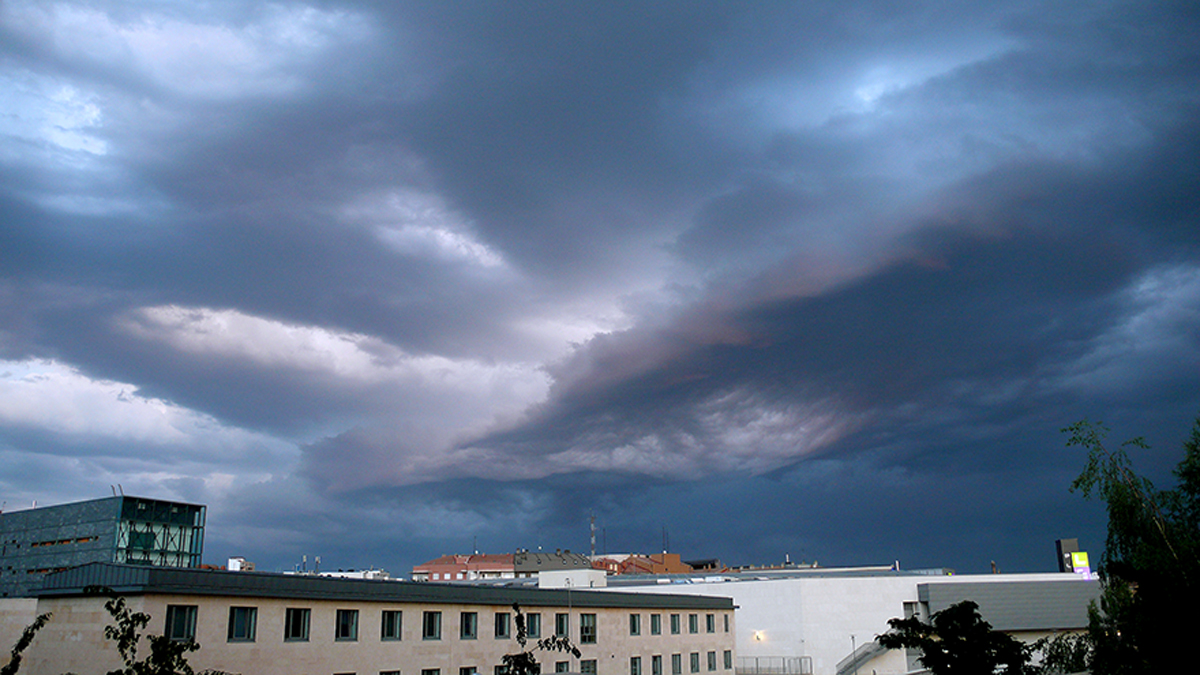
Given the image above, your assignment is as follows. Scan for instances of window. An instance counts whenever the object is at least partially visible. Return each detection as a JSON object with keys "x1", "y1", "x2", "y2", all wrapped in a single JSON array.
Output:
[
  {"x1": 706, "y1": 614, "x2": 715, "y2": 633},
  {"x1": 671, "y1": 654, "x2": 682, "y2": 675},
  {"x1": 461, "y1": 612, "x2": 478, "y2": 640},
  {"x1": 555, "y1": 613, "x2": 569, "y2": 637},
  {"x1": 723, "y1": 614, "x2": 729, "y2": 633},
  {"x1": 227, "y1": 606, "x2": 256, "y2": 642},
  {"x1": 580, "y1": 660, "x2": 597, "y2": 674},
  {"x1": 707, "y1": 652, "x2": 717, "y2": 672},
  {"x1": 670, "y1": 614, "x2": 680, "y2": 635},
  {"x1": 285, "y1": 608, "x2": 311, "y2": 642},
  {"x1": 688, "y1": 614, "x2": 698, "y2": 634},
  {"x1": 580, "y1": 613, "x2": 597, "y2": 644},
  {"x1": 381, "y1": 610, "x2": 402, "y2": 641},
  {"x1": 495, "y1": 612, "x2": 511, "y2": 638},
  {"x1": 631, "y1": 656, "x2": 642, "y2": 675},
  {"x1": 423, "y1": 611, "x2": 442, "y2": 640},
  {"x1": 652, "y1": 655, "x2": 663, "y2": 675},
  {"x1": 650, "y1": 614, "x2": 661, "y2": 635},
  {"x1": 555, "y1": 662, "x2": 570, "y2": 673},
  {"x1": 526, "y1": 612, "x2": 541, "y2": 638},
  {"x1": 382, "y1": 671, "x2": 401, "y2": 675},
  {"x1": 460, "y1": 668, "x2": 477, "y2": 675},
  {"x1": 336, "y1": 609, "x2": 359, "y2": 641},
  {"x1": 164, "y1": 605, "x2": 197, "y2": 642},
  {"x1": 422, "y1": 670, "x2": 440, "y2": 675},
  {"x1": 629, "y1": 613, "x2": 641, "y2": 636},
  {"x1": 723, "y1": 651, "x2": 733, "y2": 669},
  {"x1": 690, "y1": 653, "x2": 700, "y2": 674}
]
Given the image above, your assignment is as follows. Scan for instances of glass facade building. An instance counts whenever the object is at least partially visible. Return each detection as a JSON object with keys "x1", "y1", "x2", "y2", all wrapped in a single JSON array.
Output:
[{"x1": 0, "y1": 495, "x2": 205, "y2": 597}]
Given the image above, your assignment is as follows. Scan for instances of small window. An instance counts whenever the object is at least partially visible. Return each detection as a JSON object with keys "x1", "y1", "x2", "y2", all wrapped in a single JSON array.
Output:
[
  {"x1": 285, "y1": 608, "x2": 311, "y2": 642},
  {"x1": 706, "y1": 614, "x2": 715, "y2": 633},
  {"x1": 555, "y1": 662, "x2": 570, "y2": 673},
  {"x1": 652, "y1": 655, "x2": 663, "y2": 675},
  {"x1": 422, "y1": 670, "x2": 440, "y2": 675},
  {"x1": 670, "y1": 614, "x2": 680, "y2": 635},
  {"x1": 650, "y1": 614, "x2": 661, "y2": 635},
  {"x1": 461, "y1": 612, "x2": 478, "y2": 640},
  {"x1": 423, "y1": 611, "x2": 442, "y2": 640},
  {"x1": 495, "y1": 612, "x2": 511, "y2": 638},
  {"x1": 555, "y1": 613, "x2": 569, "y2": 638},
  {"x1": 707, "y1": 652, "x2": 717, "y2": 672},
  {"x1": 227, "y1": 606, "x2": 256, "y2": 642},
  {"x1": 580, "y1": 613, "x2": 597, "y2": 644},
  {"x1": 690, "y1": 653, "x2": 700, "y2": 674},
  {"x1": 688, "y1": 614, "x2": 699, "y2": 634},
  {"x1": 580, "y1": 660, "x2": 597, "y2": 674},
  {"x1": 723, "y1": 614, "x2": 729, "y2": 633},
  {"x1": 460, "y1": 668, "x2": 477, "y2": 675},
  {"x1": 631, "y1": 656, "x2": 642, "y2": 675},
  {"x1": 526, "y1": 612, "x2": 541, "y2": 638},
  {"x1": 723, "y1": 651, "x2": 733, "y2": 670},
  {"x1": 381, "y1": 671, "x2": 401, "y2": 675},
  {"x1": 336, "y1": 609, "x2": 359, "y2": 641},
  {"x1": 629, "y1": 613, "x2": 641, "y2": 636},
  {"x1": 671, "y1": 654, "x2": 682, "y2": 675},
  {"x1": 164, "y1": 605, "x2": 197, "y2": 642},
  {"x1": 381, "y1": 610, "x2": 402, "y2": 641}
]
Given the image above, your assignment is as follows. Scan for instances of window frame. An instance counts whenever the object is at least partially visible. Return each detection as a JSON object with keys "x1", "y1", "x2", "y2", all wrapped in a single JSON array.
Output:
[
  {"x1": 164, "y1": 604, "x2": 197, "y2": 642},
  {"x1": 671, "y1": 653, "x2": 683, "y2": 675},
  {"x1": 629, "y1": 613, "x2": 641, "y2": 636},
  {"x1": 423, "y1": 610, "x2": 443, "y2": 640},
  {"x1": 650, "y1": 613, "x2": 662, "y2": 635},
  {"x1": 494, "y1": 611, "x2": 511, "y2": 639},
  {"x1": 688, "y1": 613, "x2": 699, "y2": 634},
  {"x1": 226, "y1": 606, "x2": 257, "y2": 643},
  {"x1": 580, "y1": 613, "x2": 597, "y2": 644},
  {"x1": 652, "y1": 654, "x2": 663, "y2": 675},
  {"x1": 690, "y1": 652, "x2": 701, "y2": 674},
  {"x1": 670, "y1": 613, "x2": 681, "y2": 635},
  {"x1": 707, "y1": 651, "x2": 717, "y2": 672},
  {"x1": 336, "y1": 609, "x2": 359, "y2": 641},
  {"x1": 526, "y1": 612, "x2": 542, "y2": 638},
  {"x1": 381, "y1": 609, "x2": 403, "y2": 641},
  {"x1": 631, "y1": 656, "x2": 642, "y2": 675},
  {"x1": 284, "y1": 607, "x2": 311, "y2": 642},
  {"x1": 460, "y1": 611, "x2": 478, "y2": 640},
  {"x1": 554, "y1": 612, "x2": 570, "y2": 638}
]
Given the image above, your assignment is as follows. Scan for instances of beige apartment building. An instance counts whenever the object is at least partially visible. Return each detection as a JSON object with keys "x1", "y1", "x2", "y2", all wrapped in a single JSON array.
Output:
[{"x1": 6, "y1": 563, "x2": 735, "y2": 675}]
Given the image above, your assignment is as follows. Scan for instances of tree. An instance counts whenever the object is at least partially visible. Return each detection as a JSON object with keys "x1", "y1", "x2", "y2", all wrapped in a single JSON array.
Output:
[
  {"x1": 1, "y1": 612, "x2": 51, "y2": 675},
  {"x1": 498, "y1": 603, "x2": 581, "y2": 675},
  {"x1": 1063, "y1": 416, "x2": 1200, "y2": 675},
  {"x1": 877, "y1": 600, "x2": 1033, "y2": 675}
]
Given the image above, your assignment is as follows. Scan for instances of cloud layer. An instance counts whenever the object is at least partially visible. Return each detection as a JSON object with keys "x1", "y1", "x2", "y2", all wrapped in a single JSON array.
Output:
[{"x1": 2, "y1": 0, "x2": 1198, "y2": 574}]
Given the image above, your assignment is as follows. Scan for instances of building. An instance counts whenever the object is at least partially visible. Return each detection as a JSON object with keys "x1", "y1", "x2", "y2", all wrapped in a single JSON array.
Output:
[
  {"x1": 7, "y1": 562, "x2": 736, "y2": 675},
  {"x1": 412, "y1": 553, "x2": 516, "y2": 582},
  {"x1": 514, "y1": 549, "x2": 594, "y2": 577},
  {"x1": 592, "y1": 553, "x2": 694, "y2": 576},
  {"x1": 605, "y1": 567, "x2": 1101, "y2": 675},
  {"x1": 0, "y1": 496, "x2": 205, "y2": 597}
]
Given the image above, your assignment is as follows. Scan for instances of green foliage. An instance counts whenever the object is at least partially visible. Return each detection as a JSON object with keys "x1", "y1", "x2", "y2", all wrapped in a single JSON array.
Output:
[
  {"x1": 1, "y1": 612, "x2": 52, "y2": 675},
  {"x1": 85, "y1": 586, "x2": 201, "y2": 675},
  {"x1": 877, "y1": 600, "x2": 1033, "y2": 675},
  {"x1": 1030, "y1": 632, "x2": 1091, "y2": 675},
  {"x1": 499, "y1": 603, "x2": 581, "y2": 675},
  {"x1": 1063, "y1": 416, "x2": 1200, "y2": 675}
]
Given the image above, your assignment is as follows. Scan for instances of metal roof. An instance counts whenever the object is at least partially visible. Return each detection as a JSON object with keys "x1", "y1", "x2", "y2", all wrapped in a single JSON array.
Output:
[
  {"x1": 918, "y1": 579, "x2": 1101, "y2": 631},
  {"x1": 34, "y1": 563, "x2": 732, "y2": 610}
]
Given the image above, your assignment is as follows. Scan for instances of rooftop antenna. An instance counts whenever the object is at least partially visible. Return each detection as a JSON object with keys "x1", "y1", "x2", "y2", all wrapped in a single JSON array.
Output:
[
  {"x1": 117, "y1": 484, "x2": 124, "y2": 496},
  {"x1": 590, "y1": 512, "x2": 596, "y2": 559},
  {"x1": 662, "y1": 526, "x2": 669, "y2": 554},
  {"x1": 111, "y1": 485, "x2": 116, "y2": 496}
]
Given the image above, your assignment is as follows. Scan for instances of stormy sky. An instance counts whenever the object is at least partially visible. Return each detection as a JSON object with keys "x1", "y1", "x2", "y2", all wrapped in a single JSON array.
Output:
[{"x1": 2, "y1": 0, "x2": 1198, "y2": 575}]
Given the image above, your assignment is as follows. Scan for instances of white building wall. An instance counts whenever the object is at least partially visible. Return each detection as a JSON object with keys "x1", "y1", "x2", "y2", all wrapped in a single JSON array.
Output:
[{"x1": 609, "y1": 572, "x2": 1088, "y2": 675}]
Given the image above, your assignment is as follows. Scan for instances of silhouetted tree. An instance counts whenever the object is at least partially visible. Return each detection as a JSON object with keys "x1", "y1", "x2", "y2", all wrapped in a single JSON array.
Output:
[
  {"x1": 1063, "y1": 416, "x2": 1200, "y2": 675},
  {"x1": 498, "y1": 603, "x2": 581, "y2": 675},
  {"x1": 1, "y1": 612, "x2": 51, "y2": 675},
  {"x1": 877, "y1": 600, "x2": 1033, "y2": 675}
]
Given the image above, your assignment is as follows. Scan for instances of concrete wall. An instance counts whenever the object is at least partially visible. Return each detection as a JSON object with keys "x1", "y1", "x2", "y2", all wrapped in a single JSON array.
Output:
[{"x1": 20, "y1": 593, "x2": 735, "y2": 675}]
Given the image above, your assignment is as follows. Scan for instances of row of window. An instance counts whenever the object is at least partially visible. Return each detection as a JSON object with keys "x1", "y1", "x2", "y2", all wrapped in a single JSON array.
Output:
[
  {"x1": 629, "y1": 613, "x2": 727, "y2": 636},
  {"x1": 630, "y1": 651, "x2": 733, "y2": 675},
  {"x1": 164, "y1": 606, "x2": 726, "y2": 645}
]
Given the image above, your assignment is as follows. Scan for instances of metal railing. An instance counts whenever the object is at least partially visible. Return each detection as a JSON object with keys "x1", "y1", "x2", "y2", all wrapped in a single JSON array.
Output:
[{"x1": 735, "y1": 656, "x2": 813, "y2": 675}]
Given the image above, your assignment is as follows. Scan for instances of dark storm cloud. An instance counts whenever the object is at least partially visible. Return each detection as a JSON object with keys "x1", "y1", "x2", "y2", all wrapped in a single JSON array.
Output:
[{"x1": 2, "y1": 0, "x2": 1199, "y2": 574}]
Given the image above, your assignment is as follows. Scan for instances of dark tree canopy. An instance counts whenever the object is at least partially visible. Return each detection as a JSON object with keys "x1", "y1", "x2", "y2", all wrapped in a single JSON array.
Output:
[
  {"x1": 877, "y1": 600, "x2": 1032, "y2": 675},
  {"x1": 1064, "y1": 416, "x2": 1200, "y2": 675}
]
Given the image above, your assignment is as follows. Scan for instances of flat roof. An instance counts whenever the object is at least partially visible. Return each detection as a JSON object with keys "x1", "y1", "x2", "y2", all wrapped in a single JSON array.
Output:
[{"x1": 34, "y1": 563, "x2": 733, "y2": 610}]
